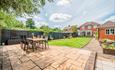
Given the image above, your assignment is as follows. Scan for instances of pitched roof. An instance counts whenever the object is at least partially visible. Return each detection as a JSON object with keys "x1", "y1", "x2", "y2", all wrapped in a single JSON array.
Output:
[
  {"x1": 80, "y1": 22, "x2": 100, "y2": 28},
  {"x1": 98, "y1": 21, "x2": 115, "y2": 28}
]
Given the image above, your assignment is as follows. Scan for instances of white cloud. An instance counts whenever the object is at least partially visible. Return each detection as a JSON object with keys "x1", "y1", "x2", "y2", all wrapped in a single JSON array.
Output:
[
  {"x1": 16, "y1": 17, "x2": 27, "y2": 22},
  {"x1": 16, "y1": 17, "x2": 27, "y2": 24},
  {"x1": 49, "y1": 13, "x2": 72, "y2": 22},
  {"x1": 57, "y1": 0, "x2": 71, "y2": 6},
  {"x1": 82, "y1": 11, "x2": 88, "y2": 16},
  {"x1": 33, "y1": 16, "x2": 44, "y2": 21},
  {"x1": 35, "y1": 21, "x2": 48, "y2": 27},
  {"x1": 105, "y1": 15, "x2": 115, "y2": 22}
]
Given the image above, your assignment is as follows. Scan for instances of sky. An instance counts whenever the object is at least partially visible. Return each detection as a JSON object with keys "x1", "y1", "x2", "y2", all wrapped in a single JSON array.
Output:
[{"x1": 17, "y1": 0, "x2": 115, "y2": 28}]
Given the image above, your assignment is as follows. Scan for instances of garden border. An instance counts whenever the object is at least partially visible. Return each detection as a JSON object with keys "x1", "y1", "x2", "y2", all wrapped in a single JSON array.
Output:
[
  {"x1": 81, "y1": 37, "x2": 93, "y2": 48},
  {"x1": 84, "y1": 52, "x2": 97, "y2": 70},
  {"x1": 103, "y1": 48, "x2": 115, "y2": 55}
]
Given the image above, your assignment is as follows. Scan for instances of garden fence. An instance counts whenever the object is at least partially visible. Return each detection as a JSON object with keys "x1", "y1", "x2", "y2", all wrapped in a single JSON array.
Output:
[{"x1": 0, "y1": 29, "x2": 78, "y2": 45}]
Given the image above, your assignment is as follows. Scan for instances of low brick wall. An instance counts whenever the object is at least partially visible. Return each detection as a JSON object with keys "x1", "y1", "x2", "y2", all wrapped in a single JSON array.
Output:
[
  {"x1": 103, "y1": 48, "x2": 115, "y2": 55},
  {"x1": 84, "y1": 52, "x2": 97, "y2": 70}
]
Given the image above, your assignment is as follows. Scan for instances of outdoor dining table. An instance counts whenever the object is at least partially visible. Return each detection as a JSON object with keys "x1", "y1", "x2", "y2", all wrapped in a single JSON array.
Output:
[{"x1": 27, "y1": 38, "x2": 46, "y2": 51}]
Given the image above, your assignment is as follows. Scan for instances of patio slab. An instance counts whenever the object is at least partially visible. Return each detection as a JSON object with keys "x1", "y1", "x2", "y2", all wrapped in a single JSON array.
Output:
[{"x1": 1, "y1": 44, "x2": 96, "y2": 70}]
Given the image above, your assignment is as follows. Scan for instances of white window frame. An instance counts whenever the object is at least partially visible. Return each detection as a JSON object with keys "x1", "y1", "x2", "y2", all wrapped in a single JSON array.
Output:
[
  {"x1": 114, "y1": 28, "x2": 115, "y2": 34},
  {"x1": 94, "y1": 25, "x2": 97, "y2": 28},
  {"x1": 88, "y1": 26, "x2": 91, "y2": 29},
  {"x1": 105, "y1": 28, "x2": 115, "y2": 35},
  {"x1": 82, "y1": 26, "x2": 85, "y2": 29}
]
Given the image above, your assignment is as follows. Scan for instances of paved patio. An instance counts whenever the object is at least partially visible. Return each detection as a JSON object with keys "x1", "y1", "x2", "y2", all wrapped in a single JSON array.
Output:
[
  {"x1": 83, "y1": 38, "x2": 115, "y2": 70},
  {"x1": 0, "y1": 44, "x2": 95, "y2": 70}
]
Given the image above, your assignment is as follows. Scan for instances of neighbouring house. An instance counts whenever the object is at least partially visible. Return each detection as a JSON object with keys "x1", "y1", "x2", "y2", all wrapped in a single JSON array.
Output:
[
  {"x1": 63, "y1": 25, "x2": 78, "y2": 37},
  {"x1": 78, "y1": 22, "x2": 100, "y2": 36},
  {"x1": 98, "y1": 21, "x2": 115, "y2": 40},
  {"x1": 63, "y1": 25, "x2": 77, "y2": 32},
  {"x1": 63, "y1": 25, "x2": 72, "y2": 32}
]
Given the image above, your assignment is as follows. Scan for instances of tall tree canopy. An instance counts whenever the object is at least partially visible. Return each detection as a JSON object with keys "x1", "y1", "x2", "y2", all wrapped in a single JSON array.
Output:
[
  {"x1": 0, "y1": 11, "x2": 24, "y2": 29},
  {"x1": 0, "y1": 0, "x2": 53, "y2": 14},
  {"x1": 71, "y1": 25, "x2": 77, "y2": 32},
  {"x1": 26, "y1": 18, "x2": 35, "y2": 29},
  {"x1": 40, "y1": 26, "x2": 51, "y2": 34},
  {"x1": 40, "y1": 26, "x2": 62, "y2": 35}
]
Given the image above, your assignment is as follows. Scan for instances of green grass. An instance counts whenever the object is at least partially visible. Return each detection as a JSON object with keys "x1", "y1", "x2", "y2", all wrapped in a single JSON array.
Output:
[{"x1": 48, "y1": 37, "x2": 92, "y2": 48}]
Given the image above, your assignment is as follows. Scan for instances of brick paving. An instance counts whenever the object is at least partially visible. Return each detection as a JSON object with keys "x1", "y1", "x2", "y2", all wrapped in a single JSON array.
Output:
[
  {"x1": 0, "y1": 44, "x2": 95, "y2": 70},
  {"x1": 83, "y1": 38, "x2": 115, "y2": 70}
]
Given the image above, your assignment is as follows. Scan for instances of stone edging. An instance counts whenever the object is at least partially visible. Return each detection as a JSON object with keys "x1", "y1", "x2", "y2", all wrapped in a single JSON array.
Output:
[
  {"x1": 81, "y1": 38, "x2": 93, "y2": 48},
  {"x1": 84, "y1": 52, "x2": 97, "y2": 70}
]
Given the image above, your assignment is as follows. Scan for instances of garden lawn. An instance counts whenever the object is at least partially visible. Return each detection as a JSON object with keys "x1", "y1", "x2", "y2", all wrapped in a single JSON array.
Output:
[{"x1": 48, "y1": 37, "x2": 92, "y2": 48}]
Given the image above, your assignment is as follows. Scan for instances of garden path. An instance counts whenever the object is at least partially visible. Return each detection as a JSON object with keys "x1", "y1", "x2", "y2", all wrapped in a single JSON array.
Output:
[{"x1": 83, "y1": 38, "x2": 115, "y2": 70}]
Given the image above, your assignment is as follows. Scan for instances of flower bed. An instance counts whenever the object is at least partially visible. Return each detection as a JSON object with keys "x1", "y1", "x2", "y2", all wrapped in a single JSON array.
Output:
[{"x1": 101, "y1": 39, "x2": 115, "y2": 55}]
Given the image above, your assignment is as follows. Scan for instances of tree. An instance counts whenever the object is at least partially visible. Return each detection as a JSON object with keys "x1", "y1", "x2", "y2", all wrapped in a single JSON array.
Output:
[
  {"x1": 26, "y1": 18, "x2": 35, "y2": 29},
  {"x1": 40, "y1": 26, "x2": 51, "y2": 35},
  {"x1": 71, "y1": 25, "x2": 77, "y2": 32},
  {"x1": 0, "y1": 19, "x2": 6, "y2": 28},
  {"x1": 53, "y1": 28, "x2": 62, "y2": 32},
  {"x1": 0, "y1": 11, "x2": 25, "y2": 29},
  {"x1": 0, "y1": 0, "x2": 53, "y2": 14}
]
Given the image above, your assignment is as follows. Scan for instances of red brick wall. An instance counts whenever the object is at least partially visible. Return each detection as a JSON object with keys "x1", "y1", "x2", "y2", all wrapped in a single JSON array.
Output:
[
  {"x1": 80, "y1": 26, "x2": 97, "y2": 32},
  {"x1": 98, "y1": 28, "x2": 115, "y2": 40}
]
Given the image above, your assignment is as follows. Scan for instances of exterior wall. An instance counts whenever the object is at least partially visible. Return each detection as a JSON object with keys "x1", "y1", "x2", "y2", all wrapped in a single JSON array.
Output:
[
  {"x1": 80, "y1": 25, "x2": 97, "y2": 32},
  {"x1": 79, "y1": 25, "x2": 98, "y2": 36},
  {"x1": 78, "y1": 30, "x2": 92, "y2": 36},
  {"x1": 98, "y1": 28, "x2": 115, "y2": 40}
]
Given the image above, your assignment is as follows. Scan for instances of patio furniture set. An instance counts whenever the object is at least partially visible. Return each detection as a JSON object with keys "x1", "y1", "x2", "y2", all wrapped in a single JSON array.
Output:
[{"x1": 20, "y1": 35, "x2": 49, "y2": 51}]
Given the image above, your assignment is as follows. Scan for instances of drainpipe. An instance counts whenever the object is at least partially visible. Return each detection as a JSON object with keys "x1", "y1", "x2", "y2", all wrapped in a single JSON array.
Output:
[
  {"x1": 98, "y1": 28, "x2": 99, "y2": 40},
  {"x1": 113, "y1": 29, "x2": 115, "y2": 46}
]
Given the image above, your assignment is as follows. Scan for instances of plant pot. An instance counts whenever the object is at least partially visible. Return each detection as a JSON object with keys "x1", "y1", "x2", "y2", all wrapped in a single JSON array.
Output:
[{"x1": 103, "y1": 48, "x2": 115, "y2": 55}]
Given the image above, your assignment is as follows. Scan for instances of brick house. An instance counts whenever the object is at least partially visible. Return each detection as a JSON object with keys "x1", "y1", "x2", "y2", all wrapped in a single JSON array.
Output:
[
  {"x1": 78, "y1": 22, "x2": 100, "y2": 36},
  {"x1": 98, "y1": 21, "x2": 115, "y2": 40}
]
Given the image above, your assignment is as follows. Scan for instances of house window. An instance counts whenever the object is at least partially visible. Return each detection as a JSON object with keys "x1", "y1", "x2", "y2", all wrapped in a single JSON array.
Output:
[
  {"x1": 94, "y1": 25, "x2": 97, "y2": 28},
  {"x1": 106, "y1": 29, "x2": 110, "y2": 34},
  {"x1": 82, "y1": 26, "x2": 85, "y2": 29},
  {"x1": 110, "y1": 29, "x2": 114, "y2": 34},
  {"x1": 106, "y1": 28, "x2": 115, "y2": 35},
  {"x1": 114, "y1": 28, "x2": 115, "y2": 34},
  {"x1": 88, "y1": 26, "x2": 91, "y2": 29}
]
